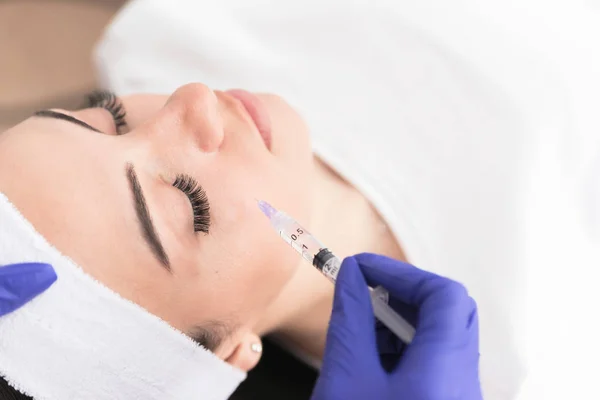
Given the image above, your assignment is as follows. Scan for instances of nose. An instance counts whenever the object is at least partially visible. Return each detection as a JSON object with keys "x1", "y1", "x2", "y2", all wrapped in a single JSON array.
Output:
[{"x1": 142, "y1": 83, "x2": 224, "y2": 153}]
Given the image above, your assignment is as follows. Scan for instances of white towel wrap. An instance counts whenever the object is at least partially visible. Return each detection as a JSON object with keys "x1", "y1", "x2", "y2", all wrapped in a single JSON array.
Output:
[{"x1": 0, "y1": 192, "x2": 245, "y2": 400}]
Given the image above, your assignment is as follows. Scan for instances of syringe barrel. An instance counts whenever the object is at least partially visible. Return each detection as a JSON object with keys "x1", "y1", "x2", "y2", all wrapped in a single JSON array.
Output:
[
  {"x1": 271, "y1": 211, "x2": 324, "y2": 264},
  {"x1": 259, "y1": 200, "x2": 415, "y2": 345},
  {"x1": 371, "y1": 286, "x2": 415, "y2": 344}
]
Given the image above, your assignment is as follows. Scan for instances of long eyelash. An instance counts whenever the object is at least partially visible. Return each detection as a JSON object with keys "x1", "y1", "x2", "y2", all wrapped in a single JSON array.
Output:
[
  {"x1": 83, "y1": 90, "x2": 128, "y2": 134},
  {"x1": 172, "y1": 174, "x2": 211, "y2": 233}
]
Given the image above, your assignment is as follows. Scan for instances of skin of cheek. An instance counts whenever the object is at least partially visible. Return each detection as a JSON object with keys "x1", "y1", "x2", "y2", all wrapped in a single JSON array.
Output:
[
  {"x1": 189, "y1": 194, "x2": 300, "y2": 329},
  {"x1": 209, "y1": 94, "x2": 314, "y2": 333}
]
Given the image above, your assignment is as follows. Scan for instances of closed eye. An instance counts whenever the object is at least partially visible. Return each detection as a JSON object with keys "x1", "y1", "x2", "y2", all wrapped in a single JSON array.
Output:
[
  {"x1": 172, "y1": 174, "x2": 211, "y2": 233},
  {"x1": 34, "y1": 90, "x2": 129, "y2": 135},
  {"x1": 83, "y1": 90, "x2": 128, "y2": 134}
]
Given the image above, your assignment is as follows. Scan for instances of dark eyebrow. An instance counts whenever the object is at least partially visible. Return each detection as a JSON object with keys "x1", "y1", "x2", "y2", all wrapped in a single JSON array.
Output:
[
  {"x1": 125, "y1": 163, "x2": 171, "y2": 271},
  {"x1": 33, "y1": 110, "x2": 102, "y2": 133}
]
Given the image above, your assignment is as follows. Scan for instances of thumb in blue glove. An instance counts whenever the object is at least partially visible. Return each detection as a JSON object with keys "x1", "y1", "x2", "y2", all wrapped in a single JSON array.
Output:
[
  {"x1": 312, "y1": 254, "x2": 482, "y2": 400},
  {"x1": 312, "y1": 256, "x2": 386, "y2": 400},
  {"x1": 0, "y1": 263, "x2": 57, "y2": 317}
]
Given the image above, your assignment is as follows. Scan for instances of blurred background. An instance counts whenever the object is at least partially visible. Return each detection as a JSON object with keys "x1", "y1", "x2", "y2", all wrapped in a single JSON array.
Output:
[{"x1": 0, "y1": 0, "x2": 126, "y2": 132}]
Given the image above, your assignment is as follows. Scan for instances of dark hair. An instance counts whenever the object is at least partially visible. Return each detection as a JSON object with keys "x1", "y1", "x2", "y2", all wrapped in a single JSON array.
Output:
[
  {"x1": 0, "y1": 375, "x2": 33, "y2": 400},
  {"x1": 191, "y1": 320, "x2": 233, "y2": 352}
]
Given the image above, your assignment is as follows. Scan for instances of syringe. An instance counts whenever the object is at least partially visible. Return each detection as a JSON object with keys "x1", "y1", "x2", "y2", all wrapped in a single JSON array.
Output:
[{"x1": 258, "y1": 200, "x2": 415, "y2": 344}]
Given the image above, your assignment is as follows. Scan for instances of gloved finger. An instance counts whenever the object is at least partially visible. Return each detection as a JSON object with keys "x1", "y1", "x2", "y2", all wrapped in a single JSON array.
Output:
[
  {"x1": 321, "y1": 257, "x2": 381, "y2": 375},
  {"x1": 354, "y1": 253, "x2": 475, "y2": 338},
  {"x1": 394, "y1": 296, "x2": 480, "y2": 385},
  {"x1": 0, "y1": 263, "x2": 57, "y2": 317}
]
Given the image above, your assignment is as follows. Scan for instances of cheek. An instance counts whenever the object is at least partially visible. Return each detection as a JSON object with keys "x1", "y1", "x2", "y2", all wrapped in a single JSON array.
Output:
[
  {"x1": 256, "y1": 94, "x2": 313, "y2": 220},
  {"x1": 196, "y1": 198, "x2": 301, "y2": 324},
  {"x1": 258, "y1": 93, "x2": 312, "y2": 166}
]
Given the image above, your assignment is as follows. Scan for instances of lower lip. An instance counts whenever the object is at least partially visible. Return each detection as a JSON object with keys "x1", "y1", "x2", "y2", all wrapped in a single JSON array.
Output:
[{"x1": 225, "y1": 89, "x2": 272, "y2": 151}]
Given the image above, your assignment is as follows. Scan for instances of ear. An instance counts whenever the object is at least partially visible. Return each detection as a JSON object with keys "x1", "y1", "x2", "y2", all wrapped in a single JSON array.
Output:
[{"x1": 225, "y1": 332, "x2": 262, "y2": 372}]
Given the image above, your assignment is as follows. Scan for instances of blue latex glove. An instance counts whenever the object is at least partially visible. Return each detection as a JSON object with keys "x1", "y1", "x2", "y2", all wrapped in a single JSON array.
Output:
[
  {"x1": 312, "y1": 253, "x2": 482, "y2": 400},
  {"x1": 0, "y1": 263, "x2": 57, "y2": 317}
]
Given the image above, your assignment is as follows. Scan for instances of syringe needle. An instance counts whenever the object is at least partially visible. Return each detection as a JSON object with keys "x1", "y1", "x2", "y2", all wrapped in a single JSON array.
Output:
[
  {"x1": 258, "y1": 200, "x2": 414, "y2": 344},
  {"x1": 257, "y1": 200, "x2": 278, "y2": 219}
]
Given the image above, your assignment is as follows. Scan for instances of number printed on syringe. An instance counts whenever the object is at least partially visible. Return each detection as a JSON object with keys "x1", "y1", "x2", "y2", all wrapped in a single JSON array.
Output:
[
  {"x1": 322, "y1": 261, "x2": 339, "y2": 280},
  {"x1": 281, "y1": 224, "x2": 323, "y2": 265}
]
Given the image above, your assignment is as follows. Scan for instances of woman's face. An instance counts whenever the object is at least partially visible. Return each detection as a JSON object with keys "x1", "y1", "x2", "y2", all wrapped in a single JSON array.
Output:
[{"x1": 0, "y1": 83, "x2": 313, "y2": 359}]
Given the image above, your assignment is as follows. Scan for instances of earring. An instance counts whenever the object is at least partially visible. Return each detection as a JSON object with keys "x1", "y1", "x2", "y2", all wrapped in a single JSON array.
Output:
[{"x1": 250, "y1": 342, "x2": 263, "y2": 354}]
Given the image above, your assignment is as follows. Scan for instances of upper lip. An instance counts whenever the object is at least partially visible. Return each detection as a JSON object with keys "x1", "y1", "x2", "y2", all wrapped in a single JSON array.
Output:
[{"x1": 223, "y1": 89, "x2": 272, "y2": 151}]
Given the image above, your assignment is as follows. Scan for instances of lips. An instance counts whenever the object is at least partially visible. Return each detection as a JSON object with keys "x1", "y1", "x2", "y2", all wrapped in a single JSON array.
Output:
[{"x1": 225, "y1": 89, "x2": 272, "y2": 151}]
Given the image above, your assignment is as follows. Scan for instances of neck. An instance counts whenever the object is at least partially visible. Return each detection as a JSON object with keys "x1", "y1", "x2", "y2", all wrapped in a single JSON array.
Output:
[{"x1": 308, "y1": 156, "x2": 405, "y2": 261}]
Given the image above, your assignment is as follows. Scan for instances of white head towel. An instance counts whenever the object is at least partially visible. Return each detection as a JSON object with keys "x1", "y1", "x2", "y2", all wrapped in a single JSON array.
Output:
[{"x1": 0, "y1": 192, "x2": 245, "y2": 400}]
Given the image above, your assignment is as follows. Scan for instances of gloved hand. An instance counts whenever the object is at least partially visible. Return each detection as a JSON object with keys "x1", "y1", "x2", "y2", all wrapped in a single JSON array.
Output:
[
  {"x1": 312, "y1": 253, "x2": 482, "y2": 400},
  {"x1": 0, "y1": 263, "x2": 57, "y2": 317}
]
